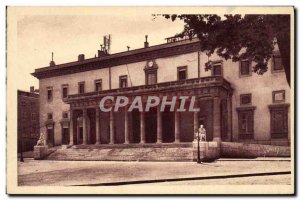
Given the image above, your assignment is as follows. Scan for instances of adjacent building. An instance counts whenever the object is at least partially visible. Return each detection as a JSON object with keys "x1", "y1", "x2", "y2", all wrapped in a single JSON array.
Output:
[
  {"x1": 17, "y1": 87, "x2": 40, "y2": 152},
  {"x1": 31, "y1": 36, "x2": 290, "y2": 149}
]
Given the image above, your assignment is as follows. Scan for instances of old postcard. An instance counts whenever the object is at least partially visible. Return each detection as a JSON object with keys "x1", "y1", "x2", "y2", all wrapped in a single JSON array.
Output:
[{"x1": 6, "y1": 6, "x2": 294, "y2": 195}]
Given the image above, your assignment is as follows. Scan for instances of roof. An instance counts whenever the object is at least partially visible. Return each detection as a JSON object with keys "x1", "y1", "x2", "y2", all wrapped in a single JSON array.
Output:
[
  {"x1": 17, "y1": 90, "x2": 39, "y2": 98},
  {"x1": 32, "y1": 38, "x2": 201, "y2": 79}
]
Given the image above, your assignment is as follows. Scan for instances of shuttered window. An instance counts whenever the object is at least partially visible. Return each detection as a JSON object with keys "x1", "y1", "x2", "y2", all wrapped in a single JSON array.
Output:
[
  {"x1": 78, "y1": 82, "x2": 85, "y2": 94},
  {"x1": 119, "y1": 75, "x2": 128, "y2": 88},
  {"x1": 269, "y1": 105, "x2": 289, "y2": 139},
  {"x1": 147, "y1": 73, "x2": 157, "y2": 85},
  {"x1": 240, "y1": 60, "x2": 251, "y2": 76},
  {"x1": 95, "y1": 79, "x2": 102, "y2": 91},
  {"x1": 212, "y1": 63, "x2": 222, "y2": 76},
  {"x1": 237, "y1": 107, "x2": 255, "y2": 140},
  {"x1": 177, "y1": 66, "x2": 187, "y2": 80},
  {"x1": 273, "y1": 55, "x2": 284, "y2": 71}
]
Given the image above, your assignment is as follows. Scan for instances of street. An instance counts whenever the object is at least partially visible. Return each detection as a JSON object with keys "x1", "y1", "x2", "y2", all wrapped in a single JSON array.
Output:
[{"x1": 18, "y1": 158, "x2": 291, "y2": 186}]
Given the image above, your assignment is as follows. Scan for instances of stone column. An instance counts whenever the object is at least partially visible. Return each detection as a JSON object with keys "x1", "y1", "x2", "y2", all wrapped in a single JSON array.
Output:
[
  {"x1": 227, "y1": 94, "x2": 233, "y2": 141},
  {"x1": 69, "y1": 109, "x2": 74, "y2": 145},
  {"x1": 193, "y1": 101, "x2": 199, "y2": 133},
  {"x1": 174, "y1": 101, "x2": 180, "y2": 143},
  {"x1": 109, "y1": 109, "x2": 115, "y2": 144},
  {"x1": 82, "y1": 108, "x2": 87, "y2": 145},
  {"x1": 124, "y1": 106, "x2": 129, "y2": 144},
  {"x1": 157, "y1": 106, "x2": 162, "y2": 143},
  {"x1": 140, "y1": 110, "x2": 145, "y2": 143},
  {"x1": 213, "y1": 97, "x2": 221, "y2": 141},
  {"x1": 77, "y1": 125, "x2": 80, "y2": 144},
  {"x1": 95, "y1": 108, "x2": 101, "y2": 144}
]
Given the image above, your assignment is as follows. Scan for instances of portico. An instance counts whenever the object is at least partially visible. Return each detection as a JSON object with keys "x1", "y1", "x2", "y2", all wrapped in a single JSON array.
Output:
[{"x1": 65, "y1": 76, "x2": 233, "y2": 146}]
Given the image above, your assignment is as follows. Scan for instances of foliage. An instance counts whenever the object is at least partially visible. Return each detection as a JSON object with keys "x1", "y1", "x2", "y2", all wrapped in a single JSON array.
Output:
[{"x1": 161, "y1": 14, "x2": 291, "y2": 85}]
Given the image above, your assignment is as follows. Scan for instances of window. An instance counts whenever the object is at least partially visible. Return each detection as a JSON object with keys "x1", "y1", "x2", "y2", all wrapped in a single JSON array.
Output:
[
  {"x1": 273, "y1": 90, "x2": 285, "y2": 103},
  {"x1": 119, "y1": 75, "x2": 128, "y2": 88},
  {"x1": 21, "y1": 101, "x2": 26, "y2": 106},
  {"x1": 240, "y1": 60, "x2": 251, "y2": 76},
  {"x1": 47, "y1": 87, "x2": 53, "y2": 101},
  {"x1": 47, "y1": 113, "x2": 53, "y2": 120},
  {"x1": 30, "y1": 102, "x2": 35, "y2": 108},
  {"x1": 177, "y1": 66, "x2": 187, "y2": 80},
  {"x1": 95, "y1": 79, "x2": 102, "y2": 92},
  {"x1": 21, "y1": 111, "x2": 26, "y2": 119},
  {"x1": 146, "y1": 72, "x2": 157, "y2": 85},
  {"x1": 237, "y1": 107, "x2": 255, "y2": 139},
  {"x1": 62, "y1": 84, "x2": 68, "y2": 98},
  {"x1": 272, "y1": 55, "x2": 284, "y2": 72},
  {"x1": 62, "y1": 112, "x2": 68, "y2": 119},
  {"x1": 211, "y1": 61, "x2": 223, "y2": 76},
  {"x1": 30, "y1": 127, "x2": 36, "y2": 136},
  {"x1": 240, "y1": 94, "x2": 252, "y2": 105},
  {"x1": 269, "y1": 104, "x2": 289, "y2": 138},
  {"x1": 31, "y1": 113, "x2": 37, "y2": 121},
  {"x1": 78, "y1": 82, "x2": 85, "y2": 94},
  {"x1": 144, "y1": 60, "x2": 158, "y2": 85},
  {"x1": 62, "y1": 128, "x2": 69, "y2": 145}
]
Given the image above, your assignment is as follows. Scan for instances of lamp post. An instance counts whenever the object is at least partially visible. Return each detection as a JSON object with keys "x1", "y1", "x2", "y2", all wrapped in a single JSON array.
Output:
[
  {"x1": 197, "y1": 131, "x2": 201, "y2": 164},
  {"x1": 20, "y1": 136, "x2": 24, "y2": 162}
]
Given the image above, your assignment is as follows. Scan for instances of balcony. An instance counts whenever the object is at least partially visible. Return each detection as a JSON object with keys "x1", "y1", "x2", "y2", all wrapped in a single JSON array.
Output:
[{"x1": 66, "y1": 76, "x2": 232, "y2": 103}]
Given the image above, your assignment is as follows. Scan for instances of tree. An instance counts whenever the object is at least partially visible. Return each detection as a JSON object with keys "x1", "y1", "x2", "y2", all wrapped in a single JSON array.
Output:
[{"x1": 162, "y1": 14, "x2": 291, "y2": 86}]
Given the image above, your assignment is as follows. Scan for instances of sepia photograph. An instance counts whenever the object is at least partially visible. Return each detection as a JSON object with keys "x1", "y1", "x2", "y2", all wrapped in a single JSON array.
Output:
[{"x1": 6, "y1": 6, "x2": 294, "y2": 195}]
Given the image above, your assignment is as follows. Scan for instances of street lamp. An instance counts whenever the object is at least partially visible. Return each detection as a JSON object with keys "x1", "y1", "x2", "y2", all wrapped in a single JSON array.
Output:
[
  {"x1": 20, "y1": 137, "x2": 24, "y2": 162},
  {"x1": 197, "y1": 130, "x2": 201, "y2": 164}
]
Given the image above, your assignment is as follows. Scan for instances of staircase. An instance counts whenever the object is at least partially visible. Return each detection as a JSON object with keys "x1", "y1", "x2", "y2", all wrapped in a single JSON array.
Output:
[{"x1": 46, "y1": 143, "x2": 194, "y2": 161}]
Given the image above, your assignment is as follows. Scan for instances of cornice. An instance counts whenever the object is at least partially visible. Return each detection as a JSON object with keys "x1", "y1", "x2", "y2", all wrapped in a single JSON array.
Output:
[{"x1": 32, "y1": 41, "x2": 201, "y2": 79}]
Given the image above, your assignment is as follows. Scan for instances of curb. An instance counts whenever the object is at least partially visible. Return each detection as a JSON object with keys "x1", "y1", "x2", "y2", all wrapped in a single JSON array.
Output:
[{"x1": 74, "y1": 171, "x2": 291, "y2": 186}]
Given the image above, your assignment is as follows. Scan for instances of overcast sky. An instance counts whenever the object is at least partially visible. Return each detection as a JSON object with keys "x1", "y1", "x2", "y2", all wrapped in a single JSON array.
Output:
[{"x1": 16, "y1": 11, "x2": 185, "y2": 91}]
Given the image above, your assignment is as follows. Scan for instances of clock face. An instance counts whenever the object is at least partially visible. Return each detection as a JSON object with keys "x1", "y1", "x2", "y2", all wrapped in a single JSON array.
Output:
[{"x1": 148, "y1": 61, "x2": 154, "y2": 67}]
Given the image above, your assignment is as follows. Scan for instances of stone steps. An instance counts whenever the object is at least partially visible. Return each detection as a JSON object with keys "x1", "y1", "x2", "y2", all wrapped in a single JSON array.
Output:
[{"x1": 46, "y1": 146, "x2": 193, "y2": 161}]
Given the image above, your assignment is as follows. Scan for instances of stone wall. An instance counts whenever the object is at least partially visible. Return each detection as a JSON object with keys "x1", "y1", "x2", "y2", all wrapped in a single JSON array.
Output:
[
  {"x1": 220, "y1": 142, "x2": 290, "y2": 158},
  {"x1": 192, "y1": 141, "x2": 221, "y2": 162}
]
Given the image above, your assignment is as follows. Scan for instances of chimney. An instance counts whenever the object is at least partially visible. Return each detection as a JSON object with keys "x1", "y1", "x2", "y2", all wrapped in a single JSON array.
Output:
[
  {"x1": 30, "y1": 86, "x2": 34, "y2": 93},
  {"x1": 144, "y1": 35, "x2": 149, "y2": 48},
  {"x1": 50, "y1": 52, "x2": 55, "y2": 66},
  {"x1": 78, "y1": 54, "x2": 85, "y2": 61},
  {"x1": 127, "y1": 46, "x2": 130, "y2": 51}
]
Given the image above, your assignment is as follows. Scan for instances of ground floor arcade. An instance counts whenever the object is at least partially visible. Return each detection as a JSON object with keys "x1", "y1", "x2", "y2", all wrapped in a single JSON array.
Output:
[{"x1": 47, "y1": 77, "x2": 234, "y2": 146}]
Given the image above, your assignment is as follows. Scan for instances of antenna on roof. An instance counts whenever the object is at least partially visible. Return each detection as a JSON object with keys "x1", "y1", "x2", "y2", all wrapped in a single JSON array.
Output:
[{"x1": 103, "y1": 34, "x2": 111, "y2": 54}]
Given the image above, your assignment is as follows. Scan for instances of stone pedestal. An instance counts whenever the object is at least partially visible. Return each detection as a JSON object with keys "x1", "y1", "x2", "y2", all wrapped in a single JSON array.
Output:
[
  {"x1": 61, "y1": 144, "x2": 72, "y2": 150},
  {"x1": 192, "y1": 141, "x2": 220, "y2": 162},
  {"x1": 34, "y1": 145, "x2": 49, "y2": 160}
]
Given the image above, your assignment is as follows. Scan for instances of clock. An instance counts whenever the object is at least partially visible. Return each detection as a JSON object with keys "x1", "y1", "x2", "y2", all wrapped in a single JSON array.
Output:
[{"x1": 148, "y1": 61, "x2": 154, "y2": 67}]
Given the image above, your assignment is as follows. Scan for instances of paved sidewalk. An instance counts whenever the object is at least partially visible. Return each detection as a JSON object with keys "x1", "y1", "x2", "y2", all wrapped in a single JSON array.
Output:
[
  {"x1": 18, "y1": 158, "x2": 291, "y2": 186},
  {"x1": 218, "y1": 157, "x2": 291, "y2": 161}
]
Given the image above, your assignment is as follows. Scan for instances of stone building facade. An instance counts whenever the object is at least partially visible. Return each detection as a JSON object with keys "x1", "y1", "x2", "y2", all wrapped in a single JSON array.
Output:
[
  {"x1": 32, "y1": 36, "x2": 290, "y2": 148},
  {"x1": 17, "y1": 87, "x2": 40, "y2": 151}
]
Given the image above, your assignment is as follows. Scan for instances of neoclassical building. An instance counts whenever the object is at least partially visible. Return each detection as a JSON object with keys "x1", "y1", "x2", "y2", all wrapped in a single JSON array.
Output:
[{"x1": 32, "y1": 36, "x2": 290, "y2": 148}]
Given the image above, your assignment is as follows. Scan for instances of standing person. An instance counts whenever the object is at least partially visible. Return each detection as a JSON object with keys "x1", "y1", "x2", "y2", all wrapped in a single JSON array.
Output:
[{"x1": 198, "y1": 125, "x2": 206, "y2": 141}]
